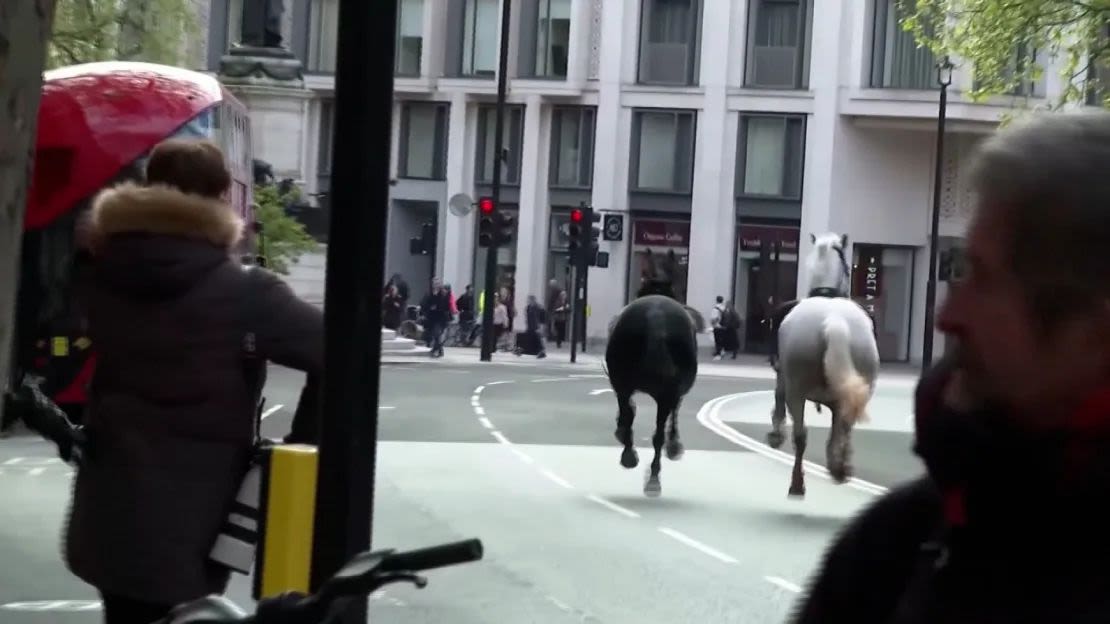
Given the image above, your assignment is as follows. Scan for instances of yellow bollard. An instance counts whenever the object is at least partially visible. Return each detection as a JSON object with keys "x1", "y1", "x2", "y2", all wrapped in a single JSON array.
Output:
[{"x1": 252, "y1": 444, "x2": 319, "y2": 600}]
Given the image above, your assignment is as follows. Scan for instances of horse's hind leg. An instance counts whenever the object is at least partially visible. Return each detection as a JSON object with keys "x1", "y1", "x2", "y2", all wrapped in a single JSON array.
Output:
[
  {"x1": 767, "y1": 370, "x2": 787, "y2": 450},
  {"x1": 826, "y1": 407, "x2": 854, "y2": 484},
  {"x1": 665, "y1": 398, "x2": 684, "y2": 461},
  {"x1": 614, "y1": 391, "x2": 638, "y2": 469},
  {"x1": 644, "y1": 398, "x2": 670, "y2": 497},
  {"x1": 786, "y1": 392, "x2": 808, "y2": 498}
]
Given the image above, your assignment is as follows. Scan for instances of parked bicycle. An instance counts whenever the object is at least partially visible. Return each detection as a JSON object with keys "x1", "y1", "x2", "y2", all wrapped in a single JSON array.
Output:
[{"x1": 160, "y1": 538, "x2": 483, "y2": 623}]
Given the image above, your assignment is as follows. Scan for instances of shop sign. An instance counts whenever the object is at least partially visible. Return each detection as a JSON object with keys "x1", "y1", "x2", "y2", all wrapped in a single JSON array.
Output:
[
  {"x1": 634, "y1": 220, "x2": 689, "y2": 247},
  {"x1": 738, "y1": 225, "x2": 800, "y2": 253},
  {"x1": 853, "y1": 244, "x2": 884, "y2": 316}
]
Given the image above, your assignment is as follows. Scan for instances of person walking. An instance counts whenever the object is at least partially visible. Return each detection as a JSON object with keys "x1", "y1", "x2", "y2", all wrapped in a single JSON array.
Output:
[
  {"x1": 710, "y1": 295, "x2": 727, "y2": 360},
  {"x1": 420, "y1": 278, "x2": 451, "y2": 358},
  {"x1": 552, "y1": 289, "x2": 569, "y2": 348},
  {"x1": 523, "y1": 295, "x2": 547, "y2": 359}
]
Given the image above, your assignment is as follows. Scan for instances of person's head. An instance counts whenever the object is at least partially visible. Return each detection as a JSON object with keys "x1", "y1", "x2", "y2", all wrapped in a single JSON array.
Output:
[
  {"x1": 465, "y1": 284, "x2": 473, "y2": 294},
  {"x1": 937, "y1": 111, "x2": 1110, "y2": 422},
  {"x1": 528, "y1": 295, "x2": 537, "y2": 306},
  {"x1": 145, "y1": 139, "x2": 231, "y2": 199},
  {"x1": 716, "y1": 295, "x2": 724, "y2": 304},
  {"x1": 387, "y1": 284, "x2": 397, "y2": 296}
]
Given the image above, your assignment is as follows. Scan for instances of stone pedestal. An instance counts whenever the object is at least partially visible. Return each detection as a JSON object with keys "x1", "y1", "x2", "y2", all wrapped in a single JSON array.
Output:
[{"x1": 218, "y1": 46, "x2": 313, "y2": 183}]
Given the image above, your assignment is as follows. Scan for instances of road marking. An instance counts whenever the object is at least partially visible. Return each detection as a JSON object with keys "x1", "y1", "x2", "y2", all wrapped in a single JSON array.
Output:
[
  {"x1": 470, "y1": 396, "x2": 481, "y2": 407},
  {"x1": 478, "y1": 417, "x2": 494, "y2": 429},
  {"x1": 696, "y1": 393, "x2": 889, "y2": 496},
  {"x1": 486, "y1": 380, "x2": 513, "y2": 386},
  {"x1": 3, "y1": 458, "x2": 24, "y2": 466},
  {"x1": 546, "y1": 596, "x2": 573, "y2": 612},
  {"x1": 531, "y1": 377, "x2": 568, "y2": 383},
  {"x1": 657, "y1": 527, "x2": 738, "y2": 564},
  {"x1": 588, "y1": 388, "x2": 613, "y2": 396},
  {"x1": 569, "y1": 374, "x2": 606, "y2": 378},
  {"x1": 491, "y1": 431, "x2": 512, "y2": 445},
  {"x1": 474, "y1": 385, "x2": 486, "y2": 395},
  {"x1": 540, "y1": 469, "x2": 574, "y2": 489},
  {"x1": 764, "y1": 576, "x2": 802, "y2": 593},
  {"x1": 510, "y1": 448, "x2": 535, "y2": 464},
  {"x1": 28, "y1": 467, "x2": 46, "y2": 477},
  {"x1": 1, "y1": 600, "x2": 102, "y2": 611},
  {"x1": 585, "y1": 494, "x2": 640, "y2": 518},
  {"x1": 260, "y1": 404, "x2": 284, "y2": 420},
  {"x1": 474, "y1": 406, "x2": 486, "y2": 416}
]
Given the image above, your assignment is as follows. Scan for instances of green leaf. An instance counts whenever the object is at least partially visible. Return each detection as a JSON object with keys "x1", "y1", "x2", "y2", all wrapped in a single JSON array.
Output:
[
  {"x1": 252, "y1": 183, "x2": 320, "y2": 276},
  {"x1": 47, "y1": 0, "x2": 198, "y2": 69}
]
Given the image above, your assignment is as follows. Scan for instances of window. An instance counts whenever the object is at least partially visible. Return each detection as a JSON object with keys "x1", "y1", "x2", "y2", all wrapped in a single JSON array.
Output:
[
  {"x1": 462, "y1": 0, "x2": 499, "y2": 77},
  {"x1": 871, "y1": 0, "x2": 936, "y2": 89},
  {"x1": 318, "y1": 100, "x2": 335, "y2": 175},
  {"x1": 475, "y1": 105, "x2": 525, "y2": 185},
  {"x1": 308, "y1": 0, "x2": 340, "y2": 73},
  {"x1": 638, "y1": 0, "x2": 701, "y2": 85},
  {"x1": 550, "y1": 107, "x2": 596, "y2": 188},
  {"x1": 745, "y1": 0, "x2": 812, "y2": 89},
  {"x1": 737, "y1": 115, "x2": 805, "y2": 199},
  {"x1": 533, "y1": 0, "x2": 571, "y2": 78},
  {"x1": 630, "y1": 110, "x2": 696, "y2": 193},
  {"x1": 399, "y1": 102, "x2": 449, "y2": 180},
  {"x1": 1087, "y1": 24, "x2": 1110, "y2": 106},
  {"x1": 396, "y1": 0, "x2": 424, "y2": 76},
  {"x1": 974, "y1": 44, "x2": 1038, "y2": 97}
]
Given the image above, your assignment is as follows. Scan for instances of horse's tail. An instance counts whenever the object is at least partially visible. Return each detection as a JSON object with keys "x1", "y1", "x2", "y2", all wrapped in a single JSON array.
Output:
[{"x1": 821, "y1": 316, "x2": 871, "y2": 425}]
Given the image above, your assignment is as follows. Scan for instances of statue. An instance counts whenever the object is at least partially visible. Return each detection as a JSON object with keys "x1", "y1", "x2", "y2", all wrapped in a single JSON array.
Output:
[{"x1": 240, "y1": 0, "x2": 285, "y2": 49}]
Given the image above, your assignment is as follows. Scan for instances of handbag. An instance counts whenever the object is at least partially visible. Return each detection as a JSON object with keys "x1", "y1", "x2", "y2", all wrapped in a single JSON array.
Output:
[{"x1": 209, "y1": 267, "x2": 270, "y2": 574}]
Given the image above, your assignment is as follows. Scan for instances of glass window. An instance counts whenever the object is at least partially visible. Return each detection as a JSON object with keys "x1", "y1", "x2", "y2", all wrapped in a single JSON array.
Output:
[
  {"x1": 638, "y1": 0, "x2": 700, "y2": 85},
  {"x1": 399, "y1": 102, "x2": 448, "y2": 179},
  {"x1": 871, "y1": 0, "x2": 936, "y2": 89},
  {"x1": 308, "y1": 0, "x2": 340, "y2": 73},
  {"x1": 632, "y1": 110, "x2": 695, "y2": 193},
  {"x1": 738, "y1": 114, "x2": 805, "y2": 199},
  {"x1": 476, "y1": 105, "x2": 524, "y2": 185},
  {"x1": 463, "y1": 0, "x2": 499, "y2": 77},
  {"x1": 745, "y1": 0, "x2": 811, "y2": 88},
  {"x1": 318, "y1": 100, "x2": 335, "y2": 175},
  {"x1": 534, "y1": 0, "x2": 572, "y2": 78},
  {"x1": 550, "y1": 107, "x2": 596, "y2": 188},
  {"x1": 396, "y1": 0, "x2": 424, "y2": 76}
]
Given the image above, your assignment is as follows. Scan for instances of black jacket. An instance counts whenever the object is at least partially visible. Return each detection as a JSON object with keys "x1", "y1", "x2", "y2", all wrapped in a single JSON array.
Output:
[{"x1": 792, "y1": 354, "x2": 1110, "y2": 623}]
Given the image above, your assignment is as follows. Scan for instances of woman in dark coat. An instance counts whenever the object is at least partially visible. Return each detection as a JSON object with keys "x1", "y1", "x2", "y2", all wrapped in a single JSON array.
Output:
[{"x1": 65, "y1": 139, "x2": 323, "y2": 623}]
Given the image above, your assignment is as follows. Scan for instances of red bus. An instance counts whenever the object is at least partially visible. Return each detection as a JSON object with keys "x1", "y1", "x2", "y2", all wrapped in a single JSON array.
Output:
[{"x1": 9, "y1": 61, "x2": 256, "y2": 421}]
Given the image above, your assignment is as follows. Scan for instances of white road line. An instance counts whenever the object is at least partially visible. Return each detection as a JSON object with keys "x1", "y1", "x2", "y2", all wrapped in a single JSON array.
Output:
[
  {"x1": 491, "y1": 431, "x2": 512, "y2": 445},
  {"x1": 2, "y1": 458, "x2": 24, "y2": 466},
  {"x1": 585, "y1": 494, "x2": 640, "y2": 519},
  {"x1": 764, "y1": 576, "x2": 802, "y2": 593},
  {"x1": 510, "y1": 448, "x2": 535, "y2": 464},
  {"x1": 530, "y1": 377, "x2": 568, "y2": 383},
  {"x1": 696, "y1": 393, "x2": 889, "y2": 496},
  {"x1": 474, "y1": 406, "x2": 486, "y2": 416},
  {"x1": 470, "y1": 396, "x2": 481, "y2": 407},
  {"x1": 588, "y1": 388, "x2": 613, "y2": 396},
  {"x1": 28, "y1": 467, "x2": 46, "y2": 477},
  {"x1": 486, "y1": 380, "x2": 513, "y2": 386},
  {"x1": 545, "y1": 596, "x2": 573, "y2": 612},
  {"x1": 540, "y1": 469, "x2": 574, "y2": 490},
  {"x1": 657, "y1": 527, "x2": 738, "y2": 564},
  {"x1": 569, "y1": 374, "x2": 606, "y2": 378},
  {"x1": 260, "y1": 404, "x2": 284, "y2": 420},
  {"x1": 474, "y1": 385, "x2": 486, "y2": 395},
  {"x1": 379, "y1": 406, "x2": 396, "y2": 410},
  {"x1": 478, "y1": 417, "x2": 493, "y2": 429}
]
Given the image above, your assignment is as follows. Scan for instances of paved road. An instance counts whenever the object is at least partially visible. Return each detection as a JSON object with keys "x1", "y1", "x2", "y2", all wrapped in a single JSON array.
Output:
[{"x1": 0, "y1": 359, "x2": 922, "y2": 623}]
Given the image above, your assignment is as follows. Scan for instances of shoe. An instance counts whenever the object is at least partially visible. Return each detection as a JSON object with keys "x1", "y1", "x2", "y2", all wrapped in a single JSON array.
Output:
[
  {"x1": 537, "y1": 352, "x2": 547, "y2": 359},
  {"x1": 713, "y1": 355, "x2": 722, "y2": 361}
]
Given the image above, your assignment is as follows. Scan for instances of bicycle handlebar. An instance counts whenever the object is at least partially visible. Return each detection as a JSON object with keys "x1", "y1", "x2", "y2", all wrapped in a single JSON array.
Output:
[{"x1": 161, "y1": 538, "x2": 484, "y2": 624}]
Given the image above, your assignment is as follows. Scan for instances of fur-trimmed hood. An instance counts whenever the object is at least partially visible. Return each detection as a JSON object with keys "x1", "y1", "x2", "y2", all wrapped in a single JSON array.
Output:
[{"x1": 90, "y1": 182, "x2": 244, "y2": 250}]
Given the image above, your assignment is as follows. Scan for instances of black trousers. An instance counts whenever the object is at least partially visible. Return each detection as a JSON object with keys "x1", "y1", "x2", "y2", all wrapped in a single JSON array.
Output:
[{"x1": 100, "y1": 592, "x2": 173, "y2": 624}]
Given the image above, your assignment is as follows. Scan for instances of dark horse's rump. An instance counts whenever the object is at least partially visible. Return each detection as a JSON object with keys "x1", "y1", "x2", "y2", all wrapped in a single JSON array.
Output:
[{"x1": 605, "y1": 294, "x2": 698, "y2": 496}]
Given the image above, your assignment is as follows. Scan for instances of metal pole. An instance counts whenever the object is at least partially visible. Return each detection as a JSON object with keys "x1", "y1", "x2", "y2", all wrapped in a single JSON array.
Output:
[
  {"x1": 922, "y1": 63, "x2": 950, "y2": 368},
  {"x1": 579, "y1": 264, "x2": 588, "y2": 353},
  {"x1": 310, "y1": 0, "x2": 394, "y2": 621},
  {"x1": 569, "y1": 264, "x2": 579, "y2": 363},
  {"x1": 480, "y1": 0, "x2": 513, "y2": 362}
]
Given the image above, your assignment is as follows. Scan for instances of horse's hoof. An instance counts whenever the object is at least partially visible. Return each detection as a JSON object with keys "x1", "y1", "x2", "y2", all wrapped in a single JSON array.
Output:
[
  {"x1": 644, "y1": 476, "x2": 662, "y2": 497},
  {"x1": 665, "y1": 439, "x2": 685, "y2": 461},
  {"x1": 620, "y1": 447, "x2": 639, "y2": 469},
  {"x1": 829, "y1": 464, "x2": 853, "y2": 484},
  {"x1": 788, "y1": 484, "x2": 806, "y2": 498},
  {"x1": 766, "y1": 430, "x2": 785, "y2": 449}
]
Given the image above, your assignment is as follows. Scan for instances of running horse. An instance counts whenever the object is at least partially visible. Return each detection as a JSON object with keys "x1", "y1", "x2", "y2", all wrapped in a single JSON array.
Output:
[
  {"x1": 605, "y1": 249, "x2": 706, "y2": 496},
  {"x1": 768, "y1": 233, "x2": 879, "y2": 497}
]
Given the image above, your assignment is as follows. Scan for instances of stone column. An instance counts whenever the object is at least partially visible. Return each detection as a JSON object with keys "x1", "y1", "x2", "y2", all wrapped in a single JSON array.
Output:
[
  {"x1": 512, "y1": 95, "x2": 550, "y2": 318},
  {"x1": 442, "y1": 92, "x2": 476, "y2": 289}
]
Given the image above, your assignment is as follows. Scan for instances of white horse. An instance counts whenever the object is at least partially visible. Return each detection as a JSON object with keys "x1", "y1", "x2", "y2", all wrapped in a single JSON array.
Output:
[{"x1": 767, "y1": 232, "x2": 879, "y2": 497}]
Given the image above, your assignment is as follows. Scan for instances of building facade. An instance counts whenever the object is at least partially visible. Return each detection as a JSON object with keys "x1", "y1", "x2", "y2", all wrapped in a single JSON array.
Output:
[{"x1": 204, "y1": 0, "x2": 1093, "y2": 363}]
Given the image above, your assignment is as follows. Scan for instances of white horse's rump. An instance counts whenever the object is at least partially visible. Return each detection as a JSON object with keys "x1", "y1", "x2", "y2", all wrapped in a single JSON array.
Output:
[{"x1": 821, "y1": 315, "x2": 871, "y2": 426}]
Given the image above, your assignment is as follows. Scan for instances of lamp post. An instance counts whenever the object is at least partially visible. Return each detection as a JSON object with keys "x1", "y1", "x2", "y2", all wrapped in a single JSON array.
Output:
[{"x1": 921, "y1": 55, "x2": 954, "y2": 368}]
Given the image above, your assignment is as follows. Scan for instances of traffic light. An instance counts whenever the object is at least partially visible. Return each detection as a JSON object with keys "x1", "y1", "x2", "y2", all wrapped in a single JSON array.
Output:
[
  {"x1": 495, "y1": 210, "x2": 514, "y2": 246},
  {"x1": 568, "y1": 208, "x2": 584, "y2": 258},
  {"x1": 586, "y1": 207, "x2": 601, "y2": 267},
  {"x1": 478, "y1": 197, "x2": 495, "y2": 247}
]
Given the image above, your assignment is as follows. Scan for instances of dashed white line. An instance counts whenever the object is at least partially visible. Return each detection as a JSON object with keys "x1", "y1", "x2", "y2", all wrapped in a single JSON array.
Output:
[
  {"x1": 586, "y1": 494, "x2": 640, "y2": 518},
  {"x1": 510, "y1": 448, "x2": 535, "y2": 464},
  {"x1": 474, "y1": 385, "x2": 486, "y2": 395},
  {"x1": 474, "y1": 406, "x2": 486, "y2": 416},
  {"x1": 491, "y1": 431, "x2": 512, "y2": 445},
  {"x1": 28, "y1": 467, "x2": 46, "y2": 477},
  {"x1": 540, "y1": 469, "x2": 574, "y2": 490},
  {"x1": 764, "y1": 576, "x2": 802, "y2": 593},
  {"x1": 470, "y1": 396, "x2": 481, "y2": 407},
  {"x1": 260, "y1": 404, "x2": 285, "y2": 420},
  {"x1": 658, "y1": 527, "x2": 738, "y2": 564},
  {"x1": 3, "y1": 458, "x2": 24, "y2": 466},
  {"x1": 478, "y1": 417, "x2": 493, "y2": 429}
]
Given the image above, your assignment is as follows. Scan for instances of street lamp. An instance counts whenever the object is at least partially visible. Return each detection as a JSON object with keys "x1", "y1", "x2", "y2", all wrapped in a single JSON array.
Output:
[{"x1": 921, "y1": 55, "x2": 954, "y2": 368}]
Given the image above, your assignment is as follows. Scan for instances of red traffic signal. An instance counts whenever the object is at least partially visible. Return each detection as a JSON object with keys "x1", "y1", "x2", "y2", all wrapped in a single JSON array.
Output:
[
  {"x1": 570, "y1": 208, "x2": 584, "y2": 223},
  {"x1": 479, "y1": 197, "x2": 495, "y2": 214}
]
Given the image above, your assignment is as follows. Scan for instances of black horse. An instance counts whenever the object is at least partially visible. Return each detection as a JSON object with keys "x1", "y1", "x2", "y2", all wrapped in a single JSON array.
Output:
[{"x1": 604, "y1": 274, "x2": 704, "y2": 497}]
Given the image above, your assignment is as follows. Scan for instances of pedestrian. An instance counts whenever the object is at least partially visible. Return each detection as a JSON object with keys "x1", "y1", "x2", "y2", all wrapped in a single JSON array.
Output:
[
  {"x1": 720, "y1": 300, "x2": 741, "y2": 359},
  {"x1": 382, "y1": 284, "x2": 403, "y2": 330},
  {"x1": 552, "y1": 289, "x2": 569, "y2": 348},
  {"x1": 493, "y1": 294, "x2": 510, "y2": 351},
  {"x1": 456, "y1": 285, "x2": 476, "y2": 345},
  {"x1": 710, "y1": 295, "x2": 726, "y2": 360},
  {"x1": 523, "y1": 294, "x2": 547, "y2": 359},
  {"x1": 420, "y1": 278, "x2": 450, "y2": 358},
  {"x1": 792, "y1": 111, "x2": 1110, "y2": 623},
  {"x1": 64, "y1": 138, "x2": 324, "y2": 624}
]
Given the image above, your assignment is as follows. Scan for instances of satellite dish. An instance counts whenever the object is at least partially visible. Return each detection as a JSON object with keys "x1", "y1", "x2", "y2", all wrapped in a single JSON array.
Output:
[{"x1": 449, "y1": 193, "x2": 474, "y2": 217}]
